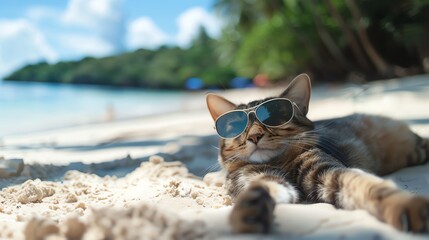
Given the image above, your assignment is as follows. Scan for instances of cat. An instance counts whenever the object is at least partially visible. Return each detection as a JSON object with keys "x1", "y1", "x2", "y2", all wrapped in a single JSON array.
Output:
[{"x1": 206, "y1": 74, "x2": 429, "y2": 234}]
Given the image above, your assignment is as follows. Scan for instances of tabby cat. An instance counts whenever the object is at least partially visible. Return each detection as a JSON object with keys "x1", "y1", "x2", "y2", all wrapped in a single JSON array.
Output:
[{"x1": 206, "y1": 74, "x2": 429, "y2": 234}]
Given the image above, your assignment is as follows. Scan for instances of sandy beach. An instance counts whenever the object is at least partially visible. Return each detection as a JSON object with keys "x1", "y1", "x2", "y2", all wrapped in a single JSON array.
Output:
[{"x1": 1, "y1": 75, "x2": 429, "y2": 239}]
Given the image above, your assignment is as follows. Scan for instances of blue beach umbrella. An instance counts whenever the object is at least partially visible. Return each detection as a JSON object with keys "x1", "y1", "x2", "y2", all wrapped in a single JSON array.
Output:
[
  {"x1": 185, "y1": 77, "x2": 204, "y2": 90},
  {"x1": 230, "y1": 77, "x2": 253, "y2": 88}
]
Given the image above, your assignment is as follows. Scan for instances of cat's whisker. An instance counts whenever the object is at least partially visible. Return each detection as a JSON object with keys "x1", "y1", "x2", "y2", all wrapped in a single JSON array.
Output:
[
  {"x1": 224, "y1": 147, "x2": 248, "y2": 162},
  {"x1": 271, "y1": 139, "x2": 313, "y2": 152},
  {"x1": 288, "y1": 132, "x2": 342, "y2": 162},
  {"x1": 288, "y1": 136, "x2": 345, "y2": 158},
  {"x1": 203, "y1": 163, "x2": 222, "y2": 175},
  {"x1": 311, "y1": 120, "x2": 338, "y2": 131},
  {"x1": 289, "y1": 142, "x2": 313, "y2": 152},
  {"x1": 210, "y1": 145, "x2": 220, "y2": 151}
]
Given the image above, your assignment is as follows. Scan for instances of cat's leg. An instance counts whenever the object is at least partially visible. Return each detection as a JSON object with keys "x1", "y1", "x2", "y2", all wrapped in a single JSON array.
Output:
[
  {"x1": 227, "y1": 165, "x2": 299, "y2": 233},
  {"x1": 335, "y1": 169, "x2": 429, "y2": 232},
  {"x1": 296, "y1": 149, "x2": 429, "y2": 232},
  {"x1": 355, "y1": 116, "x2": 429, "y2": 175}
]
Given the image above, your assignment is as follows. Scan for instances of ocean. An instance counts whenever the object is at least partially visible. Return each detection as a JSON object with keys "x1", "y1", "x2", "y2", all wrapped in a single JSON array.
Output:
[{"x1": 0, "y1": 81, "x2": 201, "y2": 136}]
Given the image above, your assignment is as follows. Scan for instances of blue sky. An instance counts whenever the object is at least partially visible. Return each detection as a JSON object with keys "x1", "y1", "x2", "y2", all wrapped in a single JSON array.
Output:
[{"x1": 0, "y1": 0, "x2": 220, "y2": 78}]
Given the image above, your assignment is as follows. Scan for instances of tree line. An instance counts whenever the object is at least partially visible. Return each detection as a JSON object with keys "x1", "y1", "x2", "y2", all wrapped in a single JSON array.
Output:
[
  {"x1": 5, "y1": 0, "x2": 429, "y2": 88},
  {"x1": 5, "y1": 29, "x2": 234, "y2": 89}
]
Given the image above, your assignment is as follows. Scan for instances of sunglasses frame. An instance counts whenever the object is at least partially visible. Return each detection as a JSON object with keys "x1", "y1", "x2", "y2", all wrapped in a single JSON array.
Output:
[{"x1": 214, "y1": 98, "x2": 298, "y2": 139}]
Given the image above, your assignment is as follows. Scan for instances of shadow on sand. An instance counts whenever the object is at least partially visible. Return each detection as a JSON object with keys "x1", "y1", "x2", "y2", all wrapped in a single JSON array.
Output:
[{"x1": 0, "y1": 134, "x2": 220, "y2": 189}]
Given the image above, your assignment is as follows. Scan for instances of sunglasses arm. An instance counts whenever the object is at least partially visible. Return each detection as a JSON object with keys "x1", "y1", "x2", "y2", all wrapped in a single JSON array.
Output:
[{"x1": 292, "y1": 102, "x2": 304, "y2": 115}]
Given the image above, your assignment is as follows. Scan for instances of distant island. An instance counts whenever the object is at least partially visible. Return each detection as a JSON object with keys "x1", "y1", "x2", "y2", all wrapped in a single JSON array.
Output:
[{"x1": 4, "y1": 29, "x2": 236, "y2": 90}]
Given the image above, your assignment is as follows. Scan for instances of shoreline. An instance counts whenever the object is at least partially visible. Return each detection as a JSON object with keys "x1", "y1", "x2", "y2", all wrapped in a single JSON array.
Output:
[
  {"x1": 1, "y1": 108, "x2": 206, "y2": 138},
  {"x1": 0, "y1": 84, "x2": 281, "y2": 138},
  {"x1": 3, "y1": 73, "x2": 428, "y2": 138}
]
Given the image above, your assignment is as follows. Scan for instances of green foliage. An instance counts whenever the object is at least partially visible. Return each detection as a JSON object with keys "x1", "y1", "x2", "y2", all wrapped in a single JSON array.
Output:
[
  {"x1": 233, "y1": 12, "x2": 315, "y2": 79},
  {"x1": 215, "y1": 0, "x2": 429, "y2": 81}
]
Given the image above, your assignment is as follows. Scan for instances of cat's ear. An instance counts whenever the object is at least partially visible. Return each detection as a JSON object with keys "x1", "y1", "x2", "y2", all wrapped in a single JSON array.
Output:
[
  {"x1": 280, "y1": 73, "x2": 311, "y2": 116},
  {"x1": 206, "y1": 93, "x2": 236, "y2": 121}
]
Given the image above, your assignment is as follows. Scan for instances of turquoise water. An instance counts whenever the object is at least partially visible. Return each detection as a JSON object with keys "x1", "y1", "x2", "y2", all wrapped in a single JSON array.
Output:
[{"x1": 0, "y1": 81, "x2": 193, "y2": 136}]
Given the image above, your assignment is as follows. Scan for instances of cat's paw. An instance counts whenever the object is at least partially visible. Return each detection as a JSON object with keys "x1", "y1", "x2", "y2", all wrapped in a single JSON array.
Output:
[
  {"x1": 382, "y1": 194, "x2": 429, "y2": 233},
  {"x1": 229, "y1": 183, "x2": 275, "y2": 234}
]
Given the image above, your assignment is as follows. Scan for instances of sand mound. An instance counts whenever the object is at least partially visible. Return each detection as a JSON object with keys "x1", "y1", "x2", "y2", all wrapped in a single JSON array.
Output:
[
  {"x1": 0, "y1": 155, "x2": 229, "y2": 240},
  {"x1": 23, "y1": 203, "x2": 207, "y2": 240}
]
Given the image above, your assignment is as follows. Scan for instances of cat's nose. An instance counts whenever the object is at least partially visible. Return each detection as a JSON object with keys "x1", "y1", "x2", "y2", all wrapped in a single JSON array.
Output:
[{"x1": 247, "y1": 132, "x2": 264, "y2": 144}]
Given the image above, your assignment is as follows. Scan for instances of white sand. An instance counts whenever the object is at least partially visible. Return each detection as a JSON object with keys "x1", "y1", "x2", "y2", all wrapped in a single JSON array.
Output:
[{"x1": 1, "y1": 75, "x2": 429, "y2": 239}]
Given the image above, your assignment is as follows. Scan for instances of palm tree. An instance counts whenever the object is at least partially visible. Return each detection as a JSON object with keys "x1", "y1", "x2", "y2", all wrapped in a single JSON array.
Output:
[
  {"x1": 345, "y1": 0, "x2": 393, "y2": 76},
  {"x1": 304, "y1": 0, "x2": 356, "y2": 72},
  {"x1": 324, "y1": 0, "x2": 370, "y2": 72}
]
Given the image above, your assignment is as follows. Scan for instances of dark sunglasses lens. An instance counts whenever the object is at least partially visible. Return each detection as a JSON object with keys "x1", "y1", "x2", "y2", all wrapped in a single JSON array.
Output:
[
  {"x1": 256, "y1": 99, "x2": 293, "y2": 126},
  {"x1": 216, "y1": 111, "x2": 248, "y2": 138}
]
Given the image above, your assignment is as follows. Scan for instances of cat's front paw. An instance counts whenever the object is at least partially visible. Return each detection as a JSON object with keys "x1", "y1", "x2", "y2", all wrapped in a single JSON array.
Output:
[
  {"x1": 229, "y1": 183, "x2": 275, "y2": 234},
  {"x1": 382, "y1": 194, "x2": 429, "y2": 233}
]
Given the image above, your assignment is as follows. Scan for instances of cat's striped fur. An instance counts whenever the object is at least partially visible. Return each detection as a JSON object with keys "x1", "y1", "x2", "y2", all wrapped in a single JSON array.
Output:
[{"x1": 206, "y1": 74, "x2": 429, "y2": 234}]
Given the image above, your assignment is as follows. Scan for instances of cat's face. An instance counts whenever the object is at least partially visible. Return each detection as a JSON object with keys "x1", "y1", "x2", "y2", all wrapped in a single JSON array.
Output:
[{"x1": 206, "y1": 74, "x2": 314, "y2": 169}]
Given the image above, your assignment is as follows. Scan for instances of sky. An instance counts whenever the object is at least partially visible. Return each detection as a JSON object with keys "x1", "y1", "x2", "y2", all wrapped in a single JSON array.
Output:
[{"x1": 0, "y1": 0, "x2": 220, "y2": 79}]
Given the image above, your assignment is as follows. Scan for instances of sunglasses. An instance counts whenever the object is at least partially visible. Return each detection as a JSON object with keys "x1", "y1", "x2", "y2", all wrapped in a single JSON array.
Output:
[{"x1": 215, "y1": 98, "x2": 296, "y2": 139}]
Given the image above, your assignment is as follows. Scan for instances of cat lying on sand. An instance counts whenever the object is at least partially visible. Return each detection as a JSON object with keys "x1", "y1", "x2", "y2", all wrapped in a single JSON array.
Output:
[{"x1": 206, "y1": 74, "x2": 429, "y2": 234}]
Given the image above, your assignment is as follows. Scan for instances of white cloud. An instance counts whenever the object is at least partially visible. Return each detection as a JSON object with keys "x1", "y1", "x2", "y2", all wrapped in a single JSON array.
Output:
[
  {"x1": 0, "y1": 19, "x2": 57, "y2": 78},
  {"x1": 124, "y1": 8, "x2": 223, "y2": 50},
  {"x1": 0, "y1": 0, "x2": 135, "y2": 77},
  {"x1": 26, "y1": 6, "x2": 61, "y2": 21},
  {"x1": 126, "y1": 17, "x2": 169, "y2": 50},
  {"x1": 63, "y1": 0, "x2": 125, "y2": 53},
  {"x1": 176, "y1": 7, "x2": 222, "y2": 47},
  {"x1": 63, "y1": 0, "x2": 122, "y2": 28},
  {"x1": 58, "y1": 34, "x2": 115, "y2": 57}
]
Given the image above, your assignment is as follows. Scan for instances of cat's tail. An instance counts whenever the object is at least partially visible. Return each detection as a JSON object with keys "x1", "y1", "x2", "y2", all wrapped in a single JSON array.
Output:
[{"x1": 407, "y1": 134, "x2": 429, "y2": 166}]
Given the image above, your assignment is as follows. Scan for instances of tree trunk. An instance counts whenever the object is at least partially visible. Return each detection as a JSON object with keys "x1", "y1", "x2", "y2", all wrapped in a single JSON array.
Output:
[
  {"x1": 420, "y1": 13, "x2": 429, "y2": 73},
  {"x1": 324, "y1": 0, "x2": 370, "y2": 72},
  {"x1": 345, "y1": 0, "x2": 393, "y2": 76},
  {"x1": 281, "y1": 8, "x2": 328, "y2": 74},
  {"x1": 305, "y1": 0, "x2": 356, "y2": 72},
  {"x1": 291, "y1": 26, "x2": 327, "y2": 73}
]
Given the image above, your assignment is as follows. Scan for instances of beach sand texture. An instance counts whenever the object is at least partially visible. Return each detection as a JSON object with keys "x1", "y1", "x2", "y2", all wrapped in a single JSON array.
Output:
[{"x1": 1, "y1": 75, "x2": 429, "y2": 239}]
